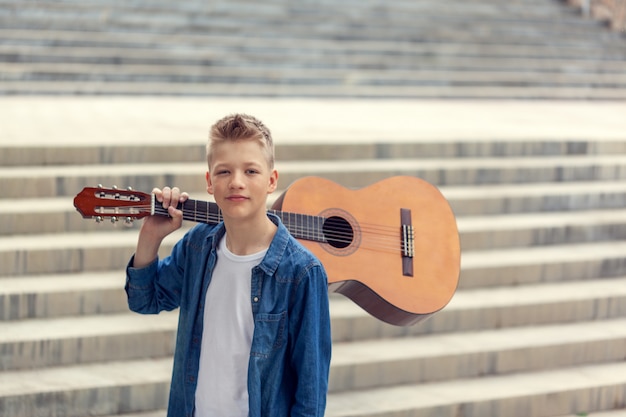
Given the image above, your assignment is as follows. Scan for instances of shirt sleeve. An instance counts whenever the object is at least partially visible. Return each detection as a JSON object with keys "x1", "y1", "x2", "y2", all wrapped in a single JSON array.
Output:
[
  {"x1": 125, "y1": 235, "x2": 187, "y2": 314},
  {"x1": 288, "y1": 263, "x2": 332, "y2": 417}
]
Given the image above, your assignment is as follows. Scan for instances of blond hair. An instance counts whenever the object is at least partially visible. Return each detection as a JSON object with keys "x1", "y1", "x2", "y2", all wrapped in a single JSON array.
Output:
[{"x1": 207, "y1": 113, "x2": 274, "y2": 168}]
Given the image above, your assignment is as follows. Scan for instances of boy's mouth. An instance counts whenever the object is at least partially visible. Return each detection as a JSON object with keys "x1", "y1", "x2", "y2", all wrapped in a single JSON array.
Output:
[{"x1": 226, "y1": 195, "x2": 248, "y2": 201}]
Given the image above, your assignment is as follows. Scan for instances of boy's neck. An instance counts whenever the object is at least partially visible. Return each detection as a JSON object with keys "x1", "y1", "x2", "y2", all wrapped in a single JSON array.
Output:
[{"x1": 223, "y1": 215, "x2": 277, "y2": 256}]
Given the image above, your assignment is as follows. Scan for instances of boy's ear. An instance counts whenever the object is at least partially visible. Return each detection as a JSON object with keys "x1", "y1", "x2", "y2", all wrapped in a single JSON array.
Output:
[
  {"x1": 267, "y1": 169, "x2": 278, "y2": 193},
  {"x1": 205, "y1": 171, "x2": 214, "y2": 195}
]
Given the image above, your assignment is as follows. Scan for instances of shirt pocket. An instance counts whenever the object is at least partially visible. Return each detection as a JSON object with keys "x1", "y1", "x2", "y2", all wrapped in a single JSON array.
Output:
[{"x1": 250, "y1": 311, "x2": 287, "y2": 358}]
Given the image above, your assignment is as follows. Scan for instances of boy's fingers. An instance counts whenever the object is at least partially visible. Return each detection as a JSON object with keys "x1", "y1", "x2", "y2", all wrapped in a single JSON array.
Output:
[
  {"x1": 151, "y1": 187, "x2": 163, "y2": 202},
  {"x1": 152, "y1": 186, "x2": 185, "y2": 209},
  {"x1": 162, "y1": 187, "x2": 174, "y2": 208}
]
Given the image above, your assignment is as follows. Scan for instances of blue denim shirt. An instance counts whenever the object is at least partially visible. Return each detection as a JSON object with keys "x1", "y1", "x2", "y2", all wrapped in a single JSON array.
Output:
[{"x1": 125, "y1": 214, "x2": 332, "y2": 417}]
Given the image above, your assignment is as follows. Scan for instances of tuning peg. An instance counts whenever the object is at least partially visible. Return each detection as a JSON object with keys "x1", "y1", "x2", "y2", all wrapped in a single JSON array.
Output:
[
  {"x1": 127, "y1": 186, "x2": 133, "y2": 191},
  {"x1": 111, "y1": 216, "x2": 118, "y2": 223},
  {"x1": 95, "y1": 216, "x2": 103, "y2": 223},
  {"x1": 97, "y1": 184, "x2": 103, "y2": 189},
  {"x1": 112, "y1": 185, "x2": 118, "y2": 190},
  {"x1": 124, "y1": 217, "x2": 133, "y2": 225}
]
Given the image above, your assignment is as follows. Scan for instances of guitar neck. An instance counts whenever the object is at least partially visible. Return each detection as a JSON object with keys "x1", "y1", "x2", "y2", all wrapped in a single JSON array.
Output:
[{"x1": 153, "y1": 198, "x2": 327, "y2": 243}]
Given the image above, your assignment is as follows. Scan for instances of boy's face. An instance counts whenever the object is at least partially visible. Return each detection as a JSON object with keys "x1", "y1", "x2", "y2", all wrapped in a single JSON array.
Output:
[{"x1": 205, "y1": 139, "x2": 278, "y2": 223}]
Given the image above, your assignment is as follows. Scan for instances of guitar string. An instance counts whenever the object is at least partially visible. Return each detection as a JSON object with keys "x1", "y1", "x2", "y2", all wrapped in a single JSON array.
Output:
[
  {"x1": 107, "y1": 203, "x2": 408, "y2": 237},
  {"x1": 106, "y1": 204, "x2": 414, "y2": 253}
]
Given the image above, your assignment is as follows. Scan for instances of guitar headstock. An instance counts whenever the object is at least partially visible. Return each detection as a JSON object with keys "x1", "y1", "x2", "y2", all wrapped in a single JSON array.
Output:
[{"x1": 73, "y1": 185, "x2": 152, "y2": 224}]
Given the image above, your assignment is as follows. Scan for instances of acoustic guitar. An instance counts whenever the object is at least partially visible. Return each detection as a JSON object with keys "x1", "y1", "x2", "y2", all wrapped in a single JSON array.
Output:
[{"x1": 73, "y1": 176, "x2": 460, "y2": 326}]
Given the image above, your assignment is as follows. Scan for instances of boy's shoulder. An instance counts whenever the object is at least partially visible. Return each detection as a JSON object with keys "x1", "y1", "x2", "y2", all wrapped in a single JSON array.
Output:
[{"x1": 274, "y1": 223, "x2": 325, "y2": 272}]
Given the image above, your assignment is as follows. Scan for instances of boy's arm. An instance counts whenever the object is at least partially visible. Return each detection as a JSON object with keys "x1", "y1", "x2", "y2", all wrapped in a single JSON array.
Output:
[
  {"x1": 126, "y1": 186, "x2": 189, "y2": 314},
  {"x1": 289, "y1": 264, "x2": 332, "y2": 417}
]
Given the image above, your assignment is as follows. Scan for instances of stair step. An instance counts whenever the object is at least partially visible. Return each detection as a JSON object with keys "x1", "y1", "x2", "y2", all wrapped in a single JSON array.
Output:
[
  {"x1": 0, "y1": 312, "x2": 177, "y2": 371},
  {"x1": 329, "y1": 318, "x2": 626, "y2": 391},
  {"x1": 2, "y1": 267, "x2": 625, "y2": 334},
  {"x1": 2, "y1": 229, "x2": 626, "y2": 279},
  {"x1": 0, "y1": 358, "x2": 172, "y2": 417},
  {"x1": 0, "y1": 10, "x2": 615, "y2": 44},
  {"x1": 2, "y1": 28, "x2": 625, "y2": 58},
  {"x1": 458, "y1": 209, "x2": 626, "y2": 250},
  {"x1": 459, "y1": 240, "x2": 626, "y2": 288},
  {"x1": 2, "y1": 154, "x2": 626, "y2": 198},
  {"x1": 6, "y1": 62, "x2": 626, "y2": 87},
  {"x1": 3, "y1": 138, "x2": 626, "y2": 167},
  {"x1": 2, "y1": 317, "x2": 625, "y2": 412},
  {"x1": 3, "y1": 181, "x2": 626, "y2": 235},
  {"x1": 0, "y1": 272, "x2": 127, "y2": 320},
  {"x1": 445, "y1": 181, "x2": 626, "y2": 215},
  {"x1": 4, "y1": 81, "x2": 626, "y2": 100},
  {"x1": 3, "y1": 99, "x2": 625, "y2": 148},
  {"x1": 325, "y1": 361, "x2": 626, "y2": 417},
  {"x1": 331, "y1": 276, "x2": 626, "y2": 341},
  {"x1": 0, "y1": 228, "x2": 184, "y2": 277}
]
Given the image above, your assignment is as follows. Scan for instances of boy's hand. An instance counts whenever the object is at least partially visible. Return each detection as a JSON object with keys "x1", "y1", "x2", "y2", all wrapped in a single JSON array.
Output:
[{"x1": 133, "y1": 186, "x2": 189, "y2": 268}]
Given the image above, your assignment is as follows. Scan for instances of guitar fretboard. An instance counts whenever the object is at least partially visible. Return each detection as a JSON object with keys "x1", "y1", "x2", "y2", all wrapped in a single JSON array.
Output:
[{"x1": 153, "y1": 198, "x2": 328, "y2": 243}]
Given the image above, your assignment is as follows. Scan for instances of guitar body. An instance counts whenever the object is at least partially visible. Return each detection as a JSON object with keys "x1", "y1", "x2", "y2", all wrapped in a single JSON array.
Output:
[{"x1": 272, "y1": 176, "x2": 460, "y2": 326}]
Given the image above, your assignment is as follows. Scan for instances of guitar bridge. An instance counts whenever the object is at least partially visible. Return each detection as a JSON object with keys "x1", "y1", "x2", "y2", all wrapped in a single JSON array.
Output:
[{"x1": 401, "y1": 208, "x2": 414, "y2": 277}]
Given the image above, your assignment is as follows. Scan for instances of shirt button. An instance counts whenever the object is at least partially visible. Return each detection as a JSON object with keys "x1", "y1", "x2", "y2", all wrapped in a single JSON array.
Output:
[{"x1": 253, "y1": 296, "x2": 259, "y2": 302}]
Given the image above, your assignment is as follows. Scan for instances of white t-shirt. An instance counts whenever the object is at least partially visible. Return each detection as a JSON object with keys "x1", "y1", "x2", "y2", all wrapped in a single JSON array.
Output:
[{"x1": 194, "y1": 236, "x2": 267, "y2": 417}]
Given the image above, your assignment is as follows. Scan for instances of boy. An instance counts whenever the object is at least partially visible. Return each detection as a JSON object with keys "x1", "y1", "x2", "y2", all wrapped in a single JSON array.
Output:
[{"x1": 125, "y1": 114, "x2": 332, "y2": 417}]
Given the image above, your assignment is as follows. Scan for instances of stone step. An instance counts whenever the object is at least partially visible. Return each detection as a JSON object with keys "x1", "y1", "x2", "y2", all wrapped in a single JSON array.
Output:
[
  {"x1": 0, "y1": 312, "x2": 178, "y2": 371},
  {"x1": 2, "y1": 154, "x2": 626, "y2": 198},
  {"x1": 325, "y1": 361, "x2": 626, "y2": 417},
  {"x1": 556, "y1": 411, "x2": 626, "y2": 417},
  {"x1": 3, "y1": 307, "x2": 626, "y2": 386},
  {"x1": 3, "y1": 44, "x2": 625, "y2": 72},
  {"x1": 5, "y1": 185, "x2": 626, "y2": 236},
  {"x1": 0, "y1": 228, "x2": 183, "y2": 277},
  {"x1": 103, "y1": 406, "x2": 626, "y2": 417},
  {"x1": 0, "y1": 358, "x2": 172, "y2": 417},
  {"x1": 3, "y1": 264, "x2": 626, "y2": 336},
  {"x1": 329, "y1": 318, "x2": 626, "y2": 391},
  {"x1": 2, "y1": 218, "x2": 626, "y2": 281},
  {"x1": 3, "y1": 98, "x2": 624, "y2": 148},
  {"x1": 333, "y1": 275, "x2": 626, "y2": 342},
  {"x1": 0, "y1": 271, "x2": 128, "y2": 321},
  {"x1": 2, "y1": 356, "x2": 626, "y2": 417},
  {"x1": 106, "y1": 412, "x2": 165, "y2": 417},
  {"x1": 0, "y1": 0, "x2": 581, "y2": 21},
  {"x1": 459, "y1": 240, "x2": 626, "y2": 289},
  {"x1": 2, "y1": 28, "x2": 625, "y2": 58},
  {"x1": 4, "y1": 183, "x2": 626, "y2": 248},
  {"x1": 105, "y1": 400, "x2": 626, "y2": 417},
  {"x1": 458, "y1": 209, "x2": 626, "y2": 250},
  {"x1": 0, "y1": 7, "x2": 613, "y2": 44},
  {"x1": 5, "y1": 80, "x2": 626, "y2": 99},
  {"x1": 3, "y1": 138, "x2": 625, "y2": 167},
  {"x1": 444, "y1": 180, "x2": 626, "y2": 216},
  {"x1": 6, "y1": 62, "x2": 626, "y2": 87}
]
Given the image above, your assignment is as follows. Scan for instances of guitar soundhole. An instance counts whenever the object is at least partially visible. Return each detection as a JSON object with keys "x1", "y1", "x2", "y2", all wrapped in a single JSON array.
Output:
[{"x1": 323, "y1": 216, "x2": 353, "y2": 249}]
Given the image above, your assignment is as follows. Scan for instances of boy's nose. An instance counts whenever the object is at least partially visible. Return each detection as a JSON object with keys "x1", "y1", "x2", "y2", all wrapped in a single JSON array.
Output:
[{"x1": 229, "y1": 172, "x2": 245, "y2": 188}]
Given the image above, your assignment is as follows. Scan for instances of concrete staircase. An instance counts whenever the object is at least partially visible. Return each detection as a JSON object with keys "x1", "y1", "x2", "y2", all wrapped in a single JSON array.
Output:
[
  {"x1": 1, "y1": 0, "x2": 626, "y2": 98},
  {"x1": 1, "y1": 97, "x2": 626, "y2": 416}
]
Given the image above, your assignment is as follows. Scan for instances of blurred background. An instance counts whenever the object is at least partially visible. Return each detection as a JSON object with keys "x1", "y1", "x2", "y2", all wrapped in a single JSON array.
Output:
[{"x1": 1, "y1": 0, "x2": 626, "y2": 416}]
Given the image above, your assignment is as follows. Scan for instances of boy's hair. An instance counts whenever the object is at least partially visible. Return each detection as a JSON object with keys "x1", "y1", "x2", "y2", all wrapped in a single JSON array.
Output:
[{"x1": 207, "y1": 113, "x2": 275, "y2": 168}]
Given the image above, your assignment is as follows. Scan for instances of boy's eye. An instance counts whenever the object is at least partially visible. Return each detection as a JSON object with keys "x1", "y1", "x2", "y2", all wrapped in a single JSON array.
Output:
[{"x1": 246, "y1": 169, "x2": 259, "y2": 175}]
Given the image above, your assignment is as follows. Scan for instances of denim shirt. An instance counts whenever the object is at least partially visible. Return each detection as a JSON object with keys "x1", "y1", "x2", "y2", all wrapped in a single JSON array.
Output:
[{"x1": 125, "y1": 214, "x2": 332, "y2": 417}]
